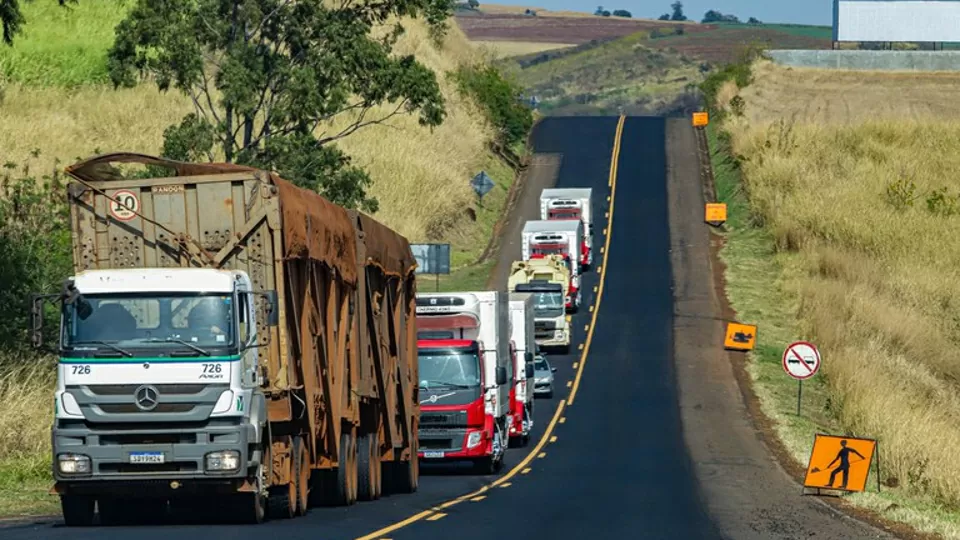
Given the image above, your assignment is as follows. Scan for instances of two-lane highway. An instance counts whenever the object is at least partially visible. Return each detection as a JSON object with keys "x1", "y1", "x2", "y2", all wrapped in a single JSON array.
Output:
[{"x1": 361, "y1": 116, "x2": 721, "y2": 539}]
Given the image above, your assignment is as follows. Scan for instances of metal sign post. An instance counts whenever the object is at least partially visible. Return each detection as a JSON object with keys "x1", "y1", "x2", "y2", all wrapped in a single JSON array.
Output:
[
  {"x1": 471, "y1": 171, "x2": 495, "y2": 207},
  {"x1": 782, "y1": 341, "x2": 822, "y2": 416},
  {"x1": 410, "y1": 243, "x2": 451, "y2": 292}
]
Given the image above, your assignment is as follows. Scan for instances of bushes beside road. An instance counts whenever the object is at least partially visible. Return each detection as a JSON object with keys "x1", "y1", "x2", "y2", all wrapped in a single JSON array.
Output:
[{"x1": 706, "y1": 56, "x2": 960, "y2": 537}]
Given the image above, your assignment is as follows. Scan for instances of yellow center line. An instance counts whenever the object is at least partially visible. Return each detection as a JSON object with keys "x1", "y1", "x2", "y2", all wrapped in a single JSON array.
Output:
[
  {"x1": 567, "y1": 114, "x2": 625, "y2": 407},
  {"x1": 354, "y1": 115, "x2": 626, "y2": 540}
]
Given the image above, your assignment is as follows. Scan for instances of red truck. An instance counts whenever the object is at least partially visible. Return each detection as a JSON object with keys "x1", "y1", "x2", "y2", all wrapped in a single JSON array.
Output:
[{"x1": 415, "y1": 292, "x2": 511, "y2": 473}]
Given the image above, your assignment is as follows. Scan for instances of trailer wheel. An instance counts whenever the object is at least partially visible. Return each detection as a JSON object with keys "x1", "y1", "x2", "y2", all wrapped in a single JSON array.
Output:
[
  {"x1": 296, "y1": 436, "x2": 310, "y2": 516},
  {"x1": 268, "y1": 439, "x2": 297, "y2": 520},
  {"x1": 332, "y1": 429, "x2": 358, "y2": 506},
  {"x1": 60, "y1": 495, "x2": 95, "y2": 527},
  {"x1": 357, "y1": 432, "x2": 381, "y2": 501},
  {"x1": 390, "y1": 438, "x2": 419, "y2": 494}
]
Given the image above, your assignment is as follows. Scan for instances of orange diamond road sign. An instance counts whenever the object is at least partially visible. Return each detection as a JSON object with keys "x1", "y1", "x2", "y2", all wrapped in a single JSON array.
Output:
[
  {"x1": 723, "y1": 322, "x2": 756, "y2": 351},
  {"x1": 704, "y1": 203, "x2": 727, "y2": 224},
  {"x1": 803, "y1": 434, "x2": 877, "y2": 493},
  {"x1": 692, "y1": 112, "x2": 709, "y2": 127}
]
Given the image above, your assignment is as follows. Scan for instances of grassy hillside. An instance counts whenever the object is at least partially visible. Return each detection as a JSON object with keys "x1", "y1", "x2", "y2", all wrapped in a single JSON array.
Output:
[
  {"x1": 500, "y1": 31, "x2": 701, "y2": 116},
  {"x1": 0, "y1": 0, "x2": 520, "y2": 517},
  {"x1": 710, "y1": 60, "x2": 960, "y2": 538}
]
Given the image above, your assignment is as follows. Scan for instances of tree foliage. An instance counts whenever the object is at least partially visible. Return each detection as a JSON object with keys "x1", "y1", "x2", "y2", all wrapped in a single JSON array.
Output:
[
  {"x1": 670, "y1": 1, "x2": 686, "y2": 21},
  {"x1": 454, "y1": 64, "x2": 532, "y2": 148},
  {"x1": 1, "y1": 0, "x2": 76, "y2": 45},
  {"x1": 611, "y1": 9, "x2": 630, "y2": 18},
  {"x1": 106, "y1": 0, "x2": 453, "y2": 211},
  {"x1": 702, "y1": 9, "x2": 740, "y2": 23}
]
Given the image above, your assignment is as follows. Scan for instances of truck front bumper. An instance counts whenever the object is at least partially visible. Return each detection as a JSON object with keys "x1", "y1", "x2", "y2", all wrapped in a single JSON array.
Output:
[{"x1": 52, "y1": 417, "x2": 257, "y2": 491}]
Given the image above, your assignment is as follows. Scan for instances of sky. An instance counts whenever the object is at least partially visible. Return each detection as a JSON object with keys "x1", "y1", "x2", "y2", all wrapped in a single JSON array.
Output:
[{"x1": 494, "y1": 0, "x2": 835, "y2": 26}]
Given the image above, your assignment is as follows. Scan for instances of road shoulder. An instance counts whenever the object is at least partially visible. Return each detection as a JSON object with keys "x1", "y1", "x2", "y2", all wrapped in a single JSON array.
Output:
[{"x1": 665, "y1": 117, "x2": 894, "y2": 539}]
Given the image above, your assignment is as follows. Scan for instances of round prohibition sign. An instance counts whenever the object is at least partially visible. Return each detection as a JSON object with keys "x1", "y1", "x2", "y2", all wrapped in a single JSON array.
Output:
[
  {"x1": 109, "y1": 189, "x2": 140, "y2": 222},
  {"x1": 782, "y1": 341, "x2": 821, "y2": 380}
]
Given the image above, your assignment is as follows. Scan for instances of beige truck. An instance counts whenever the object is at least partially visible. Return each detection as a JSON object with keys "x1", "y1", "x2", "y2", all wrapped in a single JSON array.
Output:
[{"x1": 506, "y1": 256, "x2": 571, "y2": 354}]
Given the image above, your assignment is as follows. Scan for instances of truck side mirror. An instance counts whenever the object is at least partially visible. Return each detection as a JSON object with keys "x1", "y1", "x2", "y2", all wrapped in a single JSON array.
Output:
[
  {"x1": 496, "y1": 366, "x2": 508, "y2": 386},
  {"x1": 525, "y1": 363, "x2": 534, "y2": 378},
  {"x1": 31, "y1": 293, "x2": 62, "y2": 351},
  {"x1": 524, "y1": 351, "x2": 533, "y2": 363},
  {"x1": 551, "y1": 366, "x2": 557, "y2": 373}
]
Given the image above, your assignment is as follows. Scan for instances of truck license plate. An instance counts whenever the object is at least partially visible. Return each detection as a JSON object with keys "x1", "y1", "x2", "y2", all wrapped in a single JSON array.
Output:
[
  {"x1": 423, "y1": 451, "x2": 444, "y2": 459},
  {"x1": 129, "y1": 452, "x2": 164, "y2": 464}
]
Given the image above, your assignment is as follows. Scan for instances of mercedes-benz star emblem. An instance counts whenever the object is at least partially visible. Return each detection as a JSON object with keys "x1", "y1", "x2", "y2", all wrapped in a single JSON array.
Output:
[{"x1": 134, "y1": 385, "x2": 159, "y2": 411}]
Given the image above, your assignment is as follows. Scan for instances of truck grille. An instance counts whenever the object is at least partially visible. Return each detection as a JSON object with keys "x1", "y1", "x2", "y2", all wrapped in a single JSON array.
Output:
[
  {"x1": 418, "y1": 428, "x2": 467, "y2": 452},
  {"x1": 535, "y1": 321, "x2": 555, "y2": 331},
  {"x1": 420, "y1": 411, "x2": 467, "y2": 429},
  {"x1": 66, "y1": 384, "x2": 229, "y2": 423}
]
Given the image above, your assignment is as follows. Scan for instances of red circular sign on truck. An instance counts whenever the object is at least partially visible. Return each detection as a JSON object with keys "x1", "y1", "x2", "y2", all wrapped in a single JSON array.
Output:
[
  {"x1": 782, "y1": 341, "x2": 821, "y2": 381},
  {"x1": 109, "y1": 189, "x2": 140, "y2": 222}
]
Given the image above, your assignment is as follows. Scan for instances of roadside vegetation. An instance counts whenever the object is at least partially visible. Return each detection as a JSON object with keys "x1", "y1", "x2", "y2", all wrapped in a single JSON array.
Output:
[
  {"x1": 706, "y1": 53, "x2": 960, "y2": 538},
  {"x1": 0, "y1": 0, "x2": 532, "y2": 517}
]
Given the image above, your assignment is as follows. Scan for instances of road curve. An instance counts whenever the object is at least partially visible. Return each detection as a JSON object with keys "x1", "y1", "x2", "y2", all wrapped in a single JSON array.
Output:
[{"x1": 359, "y1": 116, "x2": 721, "y2": 539}]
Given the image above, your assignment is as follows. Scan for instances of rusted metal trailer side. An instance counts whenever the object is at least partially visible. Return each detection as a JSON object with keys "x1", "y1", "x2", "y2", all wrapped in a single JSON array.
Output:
[{"x1": 64, "y1": 153, "x2": 419, "y2": 511}]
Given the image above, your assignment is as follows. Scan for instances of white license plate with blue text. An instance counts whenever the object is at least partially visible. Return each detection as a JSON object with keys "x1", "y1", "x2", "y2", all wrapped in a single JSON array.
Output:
[{"x1": 423, "y1": 451, "x2": 444, "y2": 459}]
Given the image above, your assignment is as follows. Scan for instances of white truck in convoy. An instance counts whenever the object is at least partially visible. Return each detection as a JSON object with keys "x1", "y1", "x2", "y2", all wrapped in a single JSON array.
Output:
[
  {"x1": 540, "y1": 188, "x2": 593, "y2": 271},
  {"x1": 507, "y1": 293, "x2": 536, "y2": 447},
  {"x1": 414, "y1": 292, "x2": 512, "y2": 473},
  {"x1": 507, "y1": 257, "x2": 571, "y2": 354},
  {"x1": 521, "y1": 220, "x2": 583, "y2": 312}
]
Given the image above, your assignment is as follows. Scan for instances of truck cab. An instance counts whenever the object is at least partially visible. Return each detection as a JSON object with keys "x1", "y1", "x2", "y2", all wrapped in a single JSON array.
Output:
[
  {"x1": 540, "y1": 188, "x2": 593, "y2": 271},
  {"x1": 415, "y1": 292, "x2": 511, "y2": 473},
  {"x1": 522, "y1": 220, "x2": 583, "y2": 312},
  {"x1": 39, "y1": 267, "x2": 278, "y2": 523},
  {"x1": 512, "y1": 281, "x2": 570, "y2": 354}
]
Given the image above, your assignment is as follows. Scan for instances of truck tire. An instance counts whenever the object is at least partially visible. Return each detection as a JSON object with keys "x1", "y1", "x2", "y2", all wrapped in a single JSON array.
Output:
[
  {"x1": 268, "y1": 438, "x2": 298, "y2": 520},
  {"x1": 295, "y1": 437, "x2": 310, "y2": 516},
  {"x1": 233, "y1": 453, "x2": 267, "y2": 524},
  {"x1": 331, "y1": 430, "x2": 358, "y2": 506},
  {"x1": 473, "y1": 456, "x2": 497, "y2": 474},
  {"x1": 389, "y1": 438, "x2": 419, "y2": 494},
  {"x1": 60, "y1": 495, "x2": 95, "y2": 527},
  {"x1": 357, "y1": 432, "x2": 381, "y2": 501}
]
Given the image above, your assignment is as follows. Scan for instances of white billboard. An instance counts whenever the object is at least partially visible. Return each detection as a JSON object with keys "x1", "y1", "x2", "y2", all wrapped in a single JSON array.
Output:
[{"x1": 835, "y1": 0, "x2": 960, "y2": 42}]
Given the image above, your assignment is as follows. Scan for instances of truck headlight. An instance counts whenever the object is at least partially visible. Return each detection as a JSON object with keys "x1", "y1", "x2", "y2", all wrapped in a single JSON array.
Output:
[
  {"x1": 58, "y1": 454, "x2": 91, "y2": 474},
  {"x1": 466, "y1": 431, "x2": 483, "y2": 449},
  {"x1": 205, "y1": 450, "x2": 241, "y2": 472}
]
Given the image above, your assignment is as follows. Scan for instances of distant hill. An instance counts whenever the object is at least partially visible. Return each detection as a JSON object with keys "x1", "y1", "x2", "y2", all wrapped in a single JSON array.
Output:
[{"x1": 456, "y1": 10, "x2": 832, "y2": 64}]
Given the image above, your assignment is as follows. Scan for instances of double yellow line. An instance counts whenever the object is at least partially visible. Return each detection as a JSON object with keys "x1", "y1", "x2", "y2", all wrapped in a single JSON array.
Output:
[{"x1": 355, "y1": 115, "x2": 627, "y2": 540}]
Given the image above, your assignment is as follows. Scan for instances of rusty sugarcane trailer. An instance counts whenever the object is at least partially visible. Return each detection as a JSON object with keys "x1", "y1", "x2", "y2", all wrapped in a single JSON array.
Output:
[{"x1": 59, "y1": 153, "x2": 419, "y2": 523}]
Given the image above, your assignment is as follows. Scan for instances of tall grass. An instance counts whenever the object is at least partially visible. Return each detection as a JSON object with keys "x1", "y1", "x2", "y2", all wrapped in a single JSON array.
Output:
[
  {"x1": 715, "y1": 60, "x2": 960, "y2": 534},
  {"x1": 0, "y1": 1, "x2": 131, "y2": 86}
]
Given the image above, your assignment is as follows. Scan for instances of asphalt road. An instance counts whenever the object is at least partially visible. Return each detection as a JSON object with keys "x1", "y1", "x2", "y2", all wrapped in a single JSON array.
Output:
[{"x1": 0, "y1": 118, "x2": 613, "y2": 540}]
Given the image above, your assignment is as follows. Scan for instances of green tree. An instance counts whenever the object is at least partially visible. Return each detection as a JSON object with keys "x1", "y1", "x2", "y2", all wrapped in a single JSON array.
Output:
[
  {"x1": 454, "y1": 65, "x2": 532, "y2": 148},
  {"x1": 467, "y1": 0, "x2": 479, "y2": 8},
  {"x1": 612, "y1": 9, "x2": 631, "y2": 17},
  {"x1": 106, "y1": 0, "x2": 453, "y2": 211},
  {"x1": 1, "y1": 0, "x2": 76, "y2": 45},
  {"x1": 670, "y1": 1, "x2": 687, "y2": 21}
]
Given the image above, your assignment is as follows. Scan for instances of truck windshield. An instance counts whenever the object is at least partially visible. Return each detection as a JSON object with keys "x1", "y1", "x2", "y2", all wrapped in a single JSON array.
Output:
[
  {"x1": 418, "y1": 349, "x2": 482, "y2": 389},
  {"x1": 63, "y1": 294, "x2": 236, "y2": 352},
  {"x1": 548, "y1": 209, "x2": 581, "y2": 220},
  {"x1": 532, "y1": 244, "x2": 567, "y2": 257},
  {"x1": 532, "y1": 293, "x2": 565, "y2": 318}
]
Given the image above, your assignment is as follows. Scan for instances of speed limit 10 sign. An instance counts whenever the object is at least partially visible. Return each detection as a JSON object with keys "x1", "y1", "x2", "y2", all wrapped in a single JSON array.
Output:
[{"x1": 109, "y1": 190, "x2": 140, "y2": 222}]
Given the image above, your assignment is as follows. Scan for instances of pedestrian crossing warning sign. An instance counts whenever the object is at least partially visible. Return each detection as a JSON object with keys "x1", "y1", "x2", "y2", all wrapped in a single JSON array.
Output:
[
  {"x1": 723, "y1": 322, "x2": 756, "y2": 351},
  {"x1": 804, "y1": 434, "x2": 877, "y2": 493}
]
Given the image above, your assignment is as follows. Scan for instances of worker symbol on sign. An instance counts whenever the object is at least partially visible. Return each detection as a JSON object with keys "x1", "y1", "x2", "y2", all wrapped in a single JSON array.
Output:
[
  {"x1": 816, "y1": 440, "x2": 866, "y2": 490},
  {"x1": 732, "y1": 331, "x2": 753, "y2": 343}
]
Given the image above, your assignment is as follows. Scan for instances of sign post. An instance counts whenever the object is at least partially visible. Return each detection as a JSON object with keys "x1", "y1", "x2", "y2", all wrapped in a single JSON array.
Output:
[
  {"x1": 782, "y1": 341, "x2": 821, "y2": 416},
  {"x1": 410, "y1": 243, "x2": 451, "y2": 292}
]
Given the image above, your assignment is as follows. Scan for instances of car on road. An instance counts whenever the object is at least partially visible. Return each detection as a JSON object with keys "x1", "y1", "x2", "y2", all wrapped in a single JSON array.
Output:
[{"x1": 533, "y1": 355, "x2": 557, "y2": 398}]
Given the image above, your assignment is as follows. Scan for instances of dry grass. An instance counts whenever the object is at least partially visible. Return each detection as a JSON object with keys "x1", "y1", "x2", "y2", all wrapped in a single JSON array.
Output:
[
  {"x1": 471, "y1": 40, "x2": 575, "y2": 58},
  {"x1": 715, "y1": 61, "x2": 960, "y2": 536},
  {"x1": 738, "y1": 59, "x2": 960, "y2": 125},
  {"x1": 0, "y1": 19, "x2": 498, "y2": 247},
  {"x1": 476, "y1": 4, "x2": 697, "y2": 22}
]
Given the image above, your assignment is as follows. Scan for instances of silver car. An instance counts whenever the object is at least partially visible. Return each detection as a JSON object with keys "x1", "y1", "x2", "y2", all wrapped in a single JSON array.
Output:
[{"x1": 532, "y1": 355, "x2": 557, "y2": 398}]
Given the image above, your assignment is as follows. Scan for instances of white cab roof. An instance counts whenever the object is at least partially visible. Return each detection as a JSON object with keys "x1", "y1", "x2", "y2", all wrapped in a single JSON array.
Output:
[
  {"x1": 523, "y1": 220, "x2": 581, "y2": 234},
  {"x1": 541, "y1": 188, "x2": 592, "y2": 199},
  {"x1": 72, "y1": 268, "x2": 238, "y2": 294}
]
